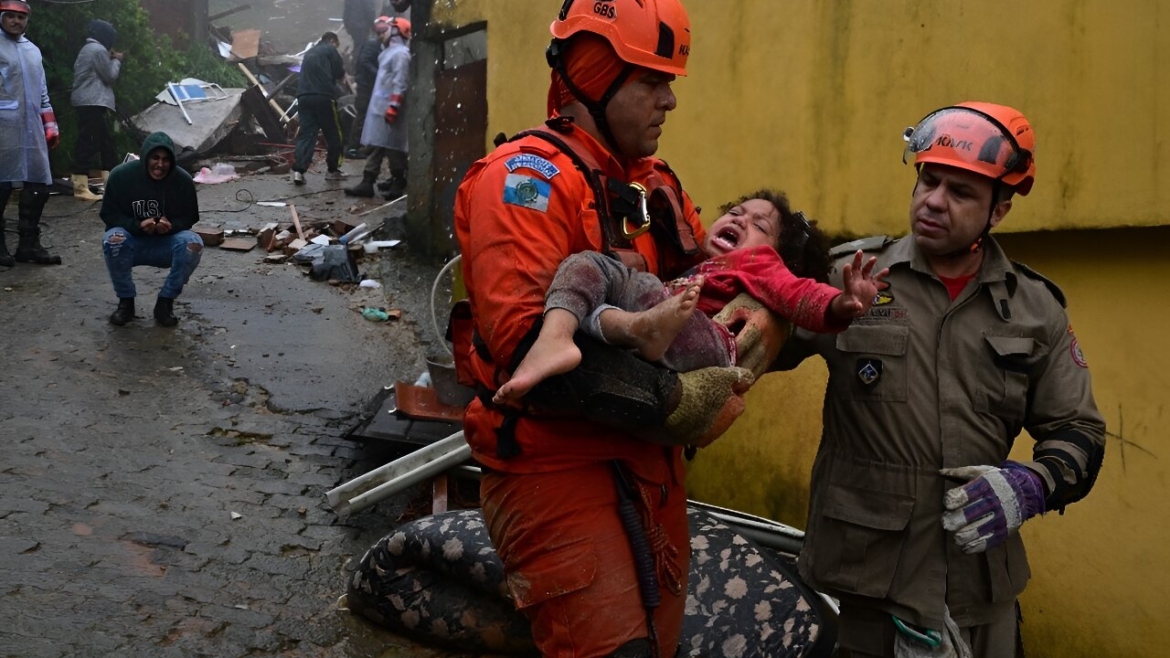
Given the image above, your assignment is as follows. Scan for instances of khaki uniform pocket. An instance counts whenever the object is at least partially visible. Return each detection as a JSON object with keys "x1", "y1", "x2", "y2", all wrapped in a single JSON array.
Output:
[
  {"x1": 835, "y1": 325, "x2": 910, "y2": 402},
  {"x1": 814, "y1": 483, "x2": 915, "y2": 599},
  {"x1": 977, "y1": 335, "x2": 1035, "y2": 424}
]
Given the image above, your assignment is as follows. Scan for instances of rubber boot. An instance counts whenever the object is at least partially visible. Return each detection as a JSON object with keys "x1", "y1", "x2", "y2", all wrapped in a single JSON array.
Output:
[
  {"x1": 382, "y1": 174, "x2": 407, "y2": 200},
  {"x1": 154, "y1": 296, "x2": 178, "y2": 327},
  {"x1": 345, "y1": 173, "x2": 376, "y2": 197},
  {"x1": 0, "y1": 218, "x2": 13, "y2": 268},
  {"x1": 109, "y1": 298, "x2": 135, "y2": 326},
  {"x1": 0, "y1": 188, "x2": 12, "y2": 267},
  {"x1": 97, "y1": 169, "x2": 110, "y2": 195},
  {"x1": 14, "y1": 188, "x2": 61, "y2": 265},
  {"x1": 72, "y1": 174, "x2": 103, "y2": 202}
]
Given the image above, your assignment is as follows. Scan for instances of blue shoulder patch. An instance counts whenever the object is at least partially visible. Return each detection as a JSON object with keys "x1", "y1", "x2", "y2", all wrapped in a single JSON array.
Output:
[
  {"x1": 504, "y1": 154, "x2": 561, "y2": 180},
  {"x1": 503, "y1": 174, "x2": 551, "y2": 213}
]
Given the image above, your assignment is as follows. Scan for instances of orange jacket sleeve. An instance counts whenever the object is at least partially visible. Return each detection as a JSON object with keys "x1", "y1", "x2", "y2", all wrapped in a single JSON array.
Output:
[{"x1": 455, "y1": 144, "x2": 600, "y2": 380}]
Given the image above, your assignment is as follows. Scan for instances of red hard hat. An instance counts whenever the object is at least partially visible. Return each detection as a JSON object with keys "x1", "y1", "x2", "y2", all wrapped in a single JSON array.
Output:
[
  {"x1": 903, "y1": 102, "x2": 1036, "y2": 195},
  {"x1": 550, "y1": 0, "x2": 691, "y2": 76},
  {"x1": 390, "y1": 17, "x2": 411, "y2": 40},
  {"x1": 0, "y1": 0, "x2": 30, "y2": 14},
  {"x1": 373, "y1": 15, "x2": 391, "y2": 34}
]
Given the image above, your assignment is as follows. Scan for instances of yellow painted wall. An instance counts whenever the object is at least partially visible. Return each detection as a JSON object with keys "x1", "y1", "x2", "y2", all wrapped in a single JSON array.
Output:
[
  {"x1": 433, "y1": 0, "x2": 1170, "y2": 234},
  {"x1": 429, "y1": 2, "x2": 1168, "y2": 655}
]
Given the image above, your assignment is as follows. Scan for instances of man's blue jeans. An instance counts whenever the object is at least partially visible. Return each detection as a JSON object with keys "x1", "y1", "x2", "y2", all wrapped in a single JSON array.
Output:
[{"x1": 102, "y1": 228, "x2": 203, "y2": 299}]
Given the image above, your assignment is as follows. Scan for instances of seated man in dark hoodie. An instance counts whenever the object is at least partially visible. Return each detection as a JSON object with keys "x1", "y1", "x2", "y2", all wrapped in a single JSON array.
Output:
[{"x1": 100, "y1": 132, "x2": 202, "y2": 327}]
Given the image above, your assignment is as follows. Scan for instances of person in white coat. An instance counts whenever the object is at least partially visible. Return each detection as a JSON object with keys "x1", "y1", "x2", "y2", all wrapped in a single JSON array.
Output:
[
  {"x1": 0, "y1": 0, "x2": 61, "y2": 267},
  {"x1": 344, "y1": 17, "x2": 410, "y2": 199}
]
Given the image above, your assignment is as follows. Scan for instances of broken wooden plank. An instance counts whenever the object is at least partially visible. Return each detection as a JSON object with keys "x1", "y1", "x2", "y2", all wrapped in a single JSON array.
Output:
[
  {"x1": 289, "y1": 204, "x2": 305, "y2": 240},
  {"x1": 220, "y1": 237, "x2": 257, "y2": 252},
  {"x1": 236, "y1": 63, "x2": 290, "y2": 124},
  {"x1": 195, "y1": 226, "x2": 224, "y2": 247},
  {"x1": 240, "y1": 85, "x2": 287, "y2": 142}
]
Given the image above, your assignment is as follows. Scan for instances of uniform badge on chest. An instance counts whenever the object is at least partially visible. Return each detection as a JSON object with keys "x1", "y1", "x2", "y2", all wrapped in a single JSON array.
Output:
[{"x1": 857, "y1": 358, "x2": 883, "y2": 387}]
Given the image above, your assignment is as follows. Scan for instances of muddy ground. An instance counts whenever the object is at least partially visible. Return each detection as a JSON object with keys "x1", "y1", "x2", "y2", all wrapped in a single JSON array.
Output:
[{"x1": 0, "y1": 159, "x2": 480, "y2": 657}]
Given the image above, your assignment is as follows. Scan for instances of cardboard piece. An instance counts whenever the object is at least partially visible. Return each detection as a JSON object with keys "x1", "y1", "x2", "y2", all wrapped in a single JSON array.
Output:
[
  {"x1": 230, "y1": 29, "x2": 261, "y2": 61},
  {"x1": 220, "y1": 237, "x2": 257, "y2": 252}
]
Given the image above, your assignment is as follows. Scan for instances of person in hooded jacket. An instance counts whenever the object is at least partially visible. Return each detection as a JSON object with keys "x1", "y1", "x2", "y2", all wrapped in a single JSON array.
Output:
[
  {"x1": 0, "y1": 0, "x2": 62, "y2": 267},
  {"x1": 100, "y1": 132, "x2": 203, "y2": 327},
  {"x1": 70, "y1": 18, "x2": 123, "y2": 202},
  {"x1": 344, "y1": 17, "x2": 409, "y2": 199}
]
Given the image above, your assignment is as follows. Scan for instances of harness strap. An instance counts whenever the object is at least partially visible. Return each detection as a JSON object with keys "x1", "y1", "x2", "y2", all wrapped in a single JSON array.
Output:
[
  {"x1": 611, "y1": 461, "x2": 662, "y2": 658},
  {"x1": 510, "y1": 121, "x2": 699, "y2": 273}
]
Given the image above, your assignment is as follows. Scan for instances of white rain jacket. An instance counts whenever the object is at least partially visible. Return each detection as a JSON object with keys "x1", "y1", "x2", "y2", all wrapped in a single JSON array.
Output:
[
  {"x1": 360, "y1": 37, "x2": 409, "y2": 152},
  {"x1": 0, "y1": 32, "x2": 53, "y2": 185}
]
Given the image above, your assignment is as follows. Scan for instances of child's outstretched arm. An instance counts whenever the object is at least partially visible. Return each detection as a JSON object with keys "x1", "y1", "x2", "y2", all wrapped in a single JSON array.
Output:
[{"x1": 829, "y1": 249, "x2": 890, "y2": 320}]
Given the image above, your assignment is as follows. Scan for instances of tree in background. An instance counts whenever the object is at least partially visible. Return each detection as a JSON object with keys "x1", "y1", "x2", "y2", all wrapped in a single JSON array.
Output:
[{"x1": 29, "y1": 0, "x2": 244, "y2": 176}]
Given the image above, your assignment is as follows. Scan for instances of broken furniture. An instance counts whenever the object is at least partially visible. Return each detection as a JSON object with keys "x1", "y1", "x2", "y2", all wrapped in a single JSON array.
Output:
[{"x1": 132, "y1": 82, "x2": 246, "y2": 155}]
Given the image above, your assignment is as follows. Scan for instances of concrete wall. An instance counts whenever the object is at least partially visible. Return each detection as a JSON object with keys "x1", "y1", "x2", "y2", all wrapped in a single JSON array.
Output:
[{"x1": 425, "y1": 2, "x2": 1169, "y2": 655}]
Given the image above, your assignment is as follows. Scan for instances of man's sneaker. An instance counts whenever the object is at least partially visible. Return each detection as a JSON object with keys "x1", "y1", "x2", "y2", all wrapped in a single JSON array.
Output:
[
  {"x1": 325, "y1": 170, "x2": 347, "y2": 181},
  {"x1": 292, "y1": 171, "x2": 306, "y2": 186}
]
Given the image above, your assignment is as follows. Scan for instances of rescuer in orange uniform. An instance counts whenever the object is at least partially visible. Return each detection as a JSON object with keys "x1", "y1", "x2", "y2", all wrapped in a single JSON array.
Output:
[{"x1": 452, "y1": 1, "x2": 759, "y2": 656}]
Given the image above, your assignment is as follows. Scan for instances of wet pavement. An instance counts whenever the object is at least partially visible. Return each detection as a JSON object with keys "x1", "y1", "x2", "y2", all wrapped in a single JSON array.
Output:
[{"x1": 0, "y1": 160, "x2": 477, "y2": 657}]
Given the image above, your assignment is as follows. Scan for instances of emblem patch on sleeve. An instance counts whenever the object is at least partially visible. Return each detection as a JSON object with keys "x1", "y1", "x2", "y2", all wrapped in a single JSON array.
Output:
[
  {"x1": 503, "y1": 174, "x2": 551, "y2": 213},
  {"x1": 504, "y1": 154, "x2": 560, "y2": 179},
  {"x1": 1068, "y1": 325, "x2": 1088, "y2": 368}
]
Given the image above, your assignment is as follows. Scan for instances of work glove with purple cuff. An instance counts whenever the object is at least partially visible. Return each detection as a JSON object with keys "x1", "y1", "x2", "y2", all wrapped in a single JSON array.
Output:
[{"x1": 940, "y1": 461, "x2": 1046, "y2": 554}]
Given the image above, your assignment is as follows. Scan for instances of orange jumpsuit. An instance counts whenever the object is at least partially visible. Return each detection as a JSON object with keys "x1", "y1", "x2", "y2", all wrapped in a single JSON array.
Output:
[{"x1": 453, "y1": 118, "x2": 706, "y2": 657}]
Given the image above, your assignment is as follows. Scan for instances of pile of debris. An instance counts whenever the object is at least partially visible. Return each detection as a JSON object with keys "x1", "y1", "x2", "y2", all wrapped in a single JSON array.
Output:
[
  {"x1": 196, "y1": 206, "x2": 400, "y2": 284},
  {"x1": 130, "y1": 20, "x2": 357, "y2": 162}
]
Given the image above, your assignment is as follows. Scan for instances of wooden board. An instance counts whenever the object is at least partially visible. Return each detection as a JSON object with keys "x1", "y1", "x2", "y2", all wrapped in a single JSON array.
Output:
[
  {"x1": 230, "y1": 29, "x2": 261, "y2": 61},
  {"x1": 219, "y1": 237, "x2": 257, "y2": 252}
]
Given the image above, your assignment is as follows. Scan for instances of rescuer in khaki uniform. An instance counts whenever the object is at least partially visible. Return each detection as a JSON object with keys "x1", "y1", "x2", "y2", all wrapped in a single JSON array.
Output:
[{"x1": 777, "y1": 102, "x2": 1107, "y2": 657}]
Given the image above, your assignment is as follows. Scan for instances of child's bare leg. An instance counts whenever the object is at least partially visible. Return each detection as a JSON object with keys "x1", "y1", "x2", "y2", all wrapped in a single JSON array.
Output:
[
  {"x1": 494, "y1": 308, "x2": 583, "y2": 404},
  {"x1": 599, "y1": 279, "x2": 703, "y2": 363}
]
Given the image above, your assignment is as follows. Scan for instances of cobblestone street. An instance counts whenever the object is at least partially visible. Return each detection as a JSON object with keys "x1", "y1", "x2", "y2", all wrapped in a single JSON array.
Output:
[{"x1": 0, "y1": 165, "x2": 470, "y2": 658}]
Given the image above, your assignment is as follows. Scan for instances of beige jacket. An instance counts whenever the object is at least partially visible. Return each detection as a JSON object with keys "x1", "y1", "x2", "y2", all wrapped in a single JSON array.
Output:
[{"x1": 777, "y1": 234, "x2": 1106, "y2": 629}]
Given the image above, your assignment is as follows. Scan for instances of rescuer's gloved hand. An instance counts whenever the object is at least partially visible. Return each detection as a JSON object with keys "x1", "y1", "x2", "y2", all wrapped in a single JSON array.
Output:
[
  {"x1": 940, "y1": 461, "x2": 1046, "y2": 554},
  {"x1": 663, "y1": 365, "x2": 754, "y2": 448},
  {"x1": 41, "y1": 110, "x2": 60, "y2": 149},
  {"x1": 712, "y1": 292, "x2": 791, "y2": 378},
  {"x1": 384, "y1": 105, "x2": 398, "y2": 124}
]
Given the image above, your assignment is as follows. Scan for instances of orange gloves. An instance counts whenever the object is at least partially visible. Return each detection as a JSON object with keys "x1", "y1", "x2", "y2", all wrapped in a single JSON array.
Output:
[
  {"x1": 385, "y1": 94, "x2": 403, "y2": 124},
  {"x1": 41, "y1": 110, "x2": 59, "y2": 150}
]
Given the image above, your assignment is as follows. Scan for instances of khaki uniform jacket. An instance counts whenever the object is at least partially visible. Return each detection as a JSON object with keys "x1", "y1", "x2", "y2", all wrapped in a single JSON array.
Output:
[{"x1": 776, "y1": 234, "x2": 1106, "y2": 629}]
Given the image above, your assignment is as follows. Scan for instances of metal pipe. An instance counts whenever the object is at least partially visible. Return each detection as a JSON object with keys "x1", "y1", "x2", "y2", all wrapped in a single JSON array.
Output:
[{"x1": 325, "y1": 431, "x2": 469, "y2": 516}]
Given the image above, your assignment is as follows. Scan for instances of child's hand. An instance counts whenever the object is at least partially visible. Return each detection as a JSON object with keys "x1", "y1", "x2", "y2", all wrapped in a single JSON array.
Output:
[{"x1": 832, "y1": 250, "x2": 890, "y2": 320}]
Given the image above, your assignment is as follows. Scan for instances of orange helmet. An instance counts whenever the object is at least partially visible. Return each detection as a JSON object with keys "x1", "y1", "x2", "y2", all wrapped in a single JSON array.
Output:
[
  {"x1": 549, "y1": 0, "x2": 691, "y2": 76},
  {"x1": 390, "y1": 17, "x2": 411, "y2": 40},
  {"x1": 903, "y1": 102, "x2": 1036, "y2": 196},
  {"x1": 0, "y1": 0, "x2": 30, "y2": 14}
]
